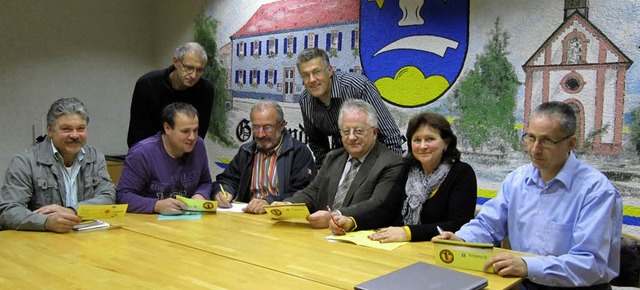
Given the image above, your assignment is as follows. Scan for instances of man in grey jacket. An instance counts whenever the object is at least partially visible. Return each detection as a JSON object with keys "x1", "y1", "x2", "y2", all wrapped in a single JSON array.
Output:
[{"x1": 0, "y1": 98, "x2": 115, "y2": 233}]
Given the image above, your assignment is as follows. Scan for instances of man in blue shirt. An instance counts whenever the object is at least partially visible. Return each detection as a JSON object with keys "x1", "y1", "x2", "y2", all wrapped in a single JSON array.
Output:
[{"x1": 435, "y1": 101, "x2": 622, "y2": 289}]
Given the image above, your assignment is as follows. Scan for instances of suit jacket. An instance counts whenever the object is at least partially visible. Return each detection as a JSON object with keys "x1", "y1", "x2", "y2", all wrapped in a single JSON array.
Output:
[{"x1": 285, "y1": 141, "x2": 403, "y2": 216}]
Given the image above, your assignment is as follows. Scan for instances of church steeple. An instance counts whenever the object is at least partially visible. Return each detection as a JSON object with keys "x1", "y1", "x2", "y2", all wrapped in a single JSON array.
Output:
[{"x1": 564, "y1": 0, "x2": 589, "y2": 20}]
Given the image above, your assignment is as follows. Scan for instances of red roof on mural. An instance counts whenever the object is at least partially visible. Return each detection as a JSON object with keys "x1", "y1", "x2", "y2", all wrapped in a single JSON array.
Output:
[{"x1": 232, "y1": 0, "x2": 359, "y2": 38}]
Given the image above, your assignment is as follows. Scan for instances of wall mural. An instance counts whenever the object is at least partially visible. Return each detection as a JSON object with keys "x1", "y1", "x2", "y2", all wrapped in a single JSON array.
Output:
[{"x1": 214, "y1": 0, "x2": 640, "y2": 228}]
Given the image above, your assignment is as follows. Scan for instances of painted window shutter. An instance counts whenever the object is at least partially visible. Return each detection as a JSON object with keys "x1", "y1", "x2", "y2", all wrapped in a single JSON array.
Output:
[
  {"x1": 351, "y1": 31, "x2": 355, "y2": 50},
  {"x1": 304, "y1": 36, "x2": 308, "y2": 49},
  {"x1": 338, "y1": 32, "x2": 343, "y2": 51},
  {"x1": 293, "y1": 37, "x2": 297, "y2": 53},
  {"x1": 326, "y1": 34, "x2": 331, "y2": 51}
]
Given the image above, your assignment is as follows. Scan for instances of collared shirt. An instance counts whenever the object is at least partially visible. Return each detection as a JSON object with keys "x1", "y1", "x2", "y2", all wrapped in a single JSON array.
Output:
[
  {"x1": 456, "y1": 152, "x2": 622, "y2": 287},
  {"x1": 51, "y1": 141, "x2": 85, "y2": 207},
  {"x1": 338, "y1": 152, "x2": 369, "y2": 186},
  {"x1": 250, "y1": 137, "x2": 284, "y2": 199},
  {"x1": 299, "y1": 71, "x2": 403, "y2": 167}
]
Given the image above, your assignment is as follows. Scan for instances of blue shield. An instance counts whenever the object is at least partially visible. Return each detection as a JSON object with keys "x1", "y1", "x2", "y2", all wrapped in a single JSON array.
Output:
[{"x1": 360, "y1": 0, "x2": 469, "y2": 107}]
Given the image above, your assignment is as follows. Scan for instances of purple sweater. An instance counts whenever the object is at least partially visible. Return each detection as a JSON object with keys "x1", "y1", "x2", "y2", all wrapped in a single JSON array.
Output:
[{"x1": 116, "y1": 133, "x2": 213, "y2": 213}]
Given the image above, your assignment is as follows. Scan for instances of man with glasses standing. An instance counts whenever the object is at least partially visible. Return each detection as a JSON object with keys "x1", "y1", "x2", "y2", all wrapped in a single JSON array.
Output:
[
  {"x1": 273, "y1": 100, "x2": 403, "y2": 229},
  {"x1": 296, "y1": 48, "x2": 403, "y2": 168},
  {"x1": 435, "y1": 101, "x2": 622, "y2": 289},
  {"x1": 127, "y1": 42, "x2": 215, "y2": 148},
  {"x1": 212, "y1": 101, "x2": 317, "y2": 214}
]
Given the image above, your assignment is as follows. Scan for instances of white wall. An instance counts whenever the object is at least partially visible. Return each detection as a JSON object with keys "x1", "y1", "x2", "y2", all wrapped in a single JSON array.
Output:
[{"x1": 0, "y1": 0, "x2": 214, "y2": 176}]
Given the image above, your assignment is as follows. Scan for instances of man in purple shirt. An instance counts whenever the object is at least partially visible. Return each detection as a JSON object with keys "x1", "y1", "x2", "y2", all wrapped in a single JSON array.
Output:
[{"x1": 117, "y1": 102, "x2": 212, "y2": 214}]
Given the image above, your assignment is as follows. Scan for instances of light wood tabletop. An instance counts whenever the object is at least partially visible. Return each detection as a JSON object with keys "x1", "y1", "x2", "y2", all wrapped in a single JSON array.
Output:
[
  {"x1": 110, "y1": 211, "x2": 521, "y2": 290},
  {"x1": 0, "y1": 225, "x2": 337, "y2": 289}
]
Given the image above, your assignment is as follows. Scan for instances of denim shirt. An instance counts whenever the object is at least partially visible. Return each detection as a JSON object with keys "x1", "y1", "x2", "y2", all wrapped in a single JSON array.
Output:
[{"x1": 0, "y1": 137, "x2": 116, "y2": 231}]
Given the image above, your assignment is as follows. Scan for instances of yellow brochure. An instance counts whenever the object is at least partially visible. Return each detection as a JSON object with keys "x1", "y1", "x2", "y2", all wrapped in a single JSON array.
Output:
[
  {"x1": 77, "y1": 204, "x2": 128, "y2": 220},
  {"x1": 325, "y1": 230, "x2": 407, "y2": 251},
  {"x1": 433, "y1": 239, "x2": 494, "y2": 273},
  {"x1": 263, "y1": 203, "x2": 310, "y2": 221},
  {"x1": 175, "y1": 195, "x2": 218, "y2": 212}
]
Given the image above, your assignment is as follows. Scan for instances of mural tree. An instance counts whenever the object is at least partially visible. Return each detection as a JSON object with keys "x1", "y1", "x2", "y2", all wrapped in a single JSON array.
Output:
[
  {"x1": 194, "y1": 13, "x2": 234, "y2": 147},
  {"x1": 452, "y1": 18, "x2": 520, "y2": 153}
]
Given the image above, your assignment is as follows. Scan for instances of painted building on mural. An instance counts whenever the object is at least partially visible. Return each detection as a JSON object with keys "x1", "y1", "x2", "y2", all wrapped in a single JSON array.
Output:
[
  {"x1": 229, "y1": 0, "x2": 361, "y2": 103},
  {"x1": 522, "y1": 1, "x2": 632, "y2": 155}
]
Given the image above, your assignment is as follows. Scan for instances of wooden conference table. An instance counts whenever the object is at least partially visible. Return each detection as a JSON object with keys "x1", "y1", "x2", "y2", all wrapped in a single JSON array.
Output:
[{"x1": 0, "y1": 211, "x2": 521, "y2": 289}]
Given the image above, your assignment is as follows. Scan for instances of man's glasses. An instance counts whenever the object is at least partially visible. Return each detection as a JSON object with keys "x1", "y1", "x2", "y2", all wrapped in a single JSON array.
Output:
[
  {"x1": 252, "y1": 125, "x2": 276, "y2": 133},
  {"x1": 178, "y1": 58, "x2": 205, "y2": 75},
  {"x1": 340, "y1": 127, "x2": 374, "y2": 137},
  {"x1": 520, "y1": 133, "x2": 573, "y2": 148},
  {"x1": 300, "y1": 67, "x2": 328, "y2": 81}
]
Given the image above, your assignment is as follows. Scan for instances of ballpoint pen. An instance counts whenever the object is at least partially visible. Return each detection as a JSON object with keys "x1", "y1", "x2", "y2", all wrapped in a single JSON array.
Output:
[
  {"x1": 437, "y1": 225, "x2": 444, "y2": 235},
  {"x1": 327, "y1": 205, "x2": 344, "y2": 234},
  {"x1": 219, "y1": 184, "x2": 229, "y2": 201}
]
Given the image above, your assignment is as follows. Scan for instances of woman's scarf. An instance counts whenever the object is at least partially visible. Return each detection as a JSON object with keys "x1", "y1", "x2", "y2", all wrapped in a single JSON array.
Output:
[{"x1": 402, "y1": 162, "x2": 451, "y2": 225}]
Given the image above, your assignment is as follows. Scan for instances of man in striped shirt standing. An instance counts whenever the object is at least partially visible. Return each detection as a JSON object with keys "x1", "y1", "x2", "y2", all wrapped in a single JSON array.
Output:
[{"x1": 297, "y1": 48, "x2": 403, "y2": 168}]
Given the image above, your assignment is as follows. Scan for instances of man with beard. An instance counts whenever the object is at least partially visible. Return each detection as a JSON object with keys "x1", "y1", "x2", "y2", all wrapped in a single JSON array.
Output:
[
  {"x1": 213, "y1": 101, "x2": 317, "y2": 214},
  {"x1": 127, "y1": 42, "x2": 215, "y2": 148},
  {"x1": 117, "y1": 102, "x2": 212, "y2": 215},
  {"x1": 0, "y1": 98, "x2": 115, "y2": 232},
  {"x1": 273, "y1": 100, "x2": 403, "y2": 229}
]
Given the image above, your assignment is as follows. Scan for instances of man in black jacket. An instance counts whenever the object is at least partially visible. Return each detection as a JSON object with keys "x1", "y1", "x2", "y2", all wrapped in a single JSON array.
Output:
[
  {"x1": 127, "y1": 42, "x2": 215, "y2": 148},
  {"x1": 213, "y1": 101, "x2": 317, "y2": 214}
]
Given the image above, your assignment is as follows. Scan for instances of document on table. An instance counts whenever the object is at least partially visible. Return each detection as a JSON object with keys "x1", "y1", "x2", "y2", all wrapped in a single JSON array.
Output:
[
  {"x1": 77, "y1": 204, "x2": 128, "y2": 220},
  {"x1": 217, "y1": 203, "x2": 246, "y2": 213},
  {"x1": 325, "y1": 230, "x2": 407, "y2": 251},
  {"x1": 175, "y1": 195, "x2": 218, "y2": 212},
  {"x1": 72, "y1": 220, "x2": 112, "y2": 231},
  {"x1": 263, "y1": 203, "x2": 310, "y2": 221}
]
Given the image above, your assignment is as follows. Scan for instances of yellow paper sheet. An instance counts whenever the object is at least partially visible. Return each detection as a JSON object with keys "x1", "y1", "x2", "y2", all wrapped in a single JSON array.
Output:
[
  {"x1": 176, "y1": 195, "x2": 218, "y2": 212},
  {"x1": 325, "y1": 230, "x2": 407, "y2": 251},
  {"x1": 263, "y1": 203, "x2": 310, "y2": 221},
  {"x1": 77, "y1": 204, "x2": 128, "y2": 220}
]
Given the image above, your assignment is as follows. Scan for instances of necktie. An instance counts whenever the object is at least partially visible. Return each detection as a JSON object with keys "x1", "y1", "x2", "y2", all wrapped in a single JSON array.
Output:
[{"x1": 332, "y1": 158, "x2": 361, "y2": 209}]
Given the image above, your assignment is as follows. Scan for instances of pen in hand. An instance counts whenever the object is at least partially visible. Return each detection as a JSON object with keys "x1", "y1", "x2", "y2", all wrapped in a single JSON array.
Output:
[
  {"x1": 219, "y1": 184, "x2": 230, "y2": 202},
  {"x1": 327, "y1": 205, "x2": 344, "y2": 234},
  {"x1": 437, "y1": 226, "x2": 444, "y2": 235}
]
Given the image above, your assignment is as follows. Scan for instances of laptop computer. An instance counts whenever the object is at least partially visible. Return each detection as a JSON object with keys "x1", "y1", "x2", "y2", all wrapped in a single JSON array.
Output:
[{"x1": 354, "y1": 262, "x2": 488, "y2": 290}]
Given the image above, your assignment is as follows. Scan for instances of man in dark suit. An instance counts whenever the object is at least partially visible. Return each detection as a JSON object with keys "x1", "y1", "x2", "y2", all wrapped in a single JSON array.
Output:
[{"x1": 273, "y1": 99, "x2": 403, "y2": 228}]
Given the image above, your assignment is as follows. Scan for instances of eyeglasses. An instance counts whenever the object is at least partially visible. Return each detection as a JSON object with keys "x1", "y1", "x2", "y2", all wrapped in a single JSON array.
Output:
[
  {"x1": 178, "y1": 58, "x2": 205, "y2": 75},
  {"x1": 520, "y1": 133, "x2": 573, "y2": 148},
  {"x1": 340, "y1": 127, "x2": 374, "y2": 137},
  {"x1": 252, "y1": 125, "x2": 276, "y2": 133},
  {"x1": 300, "y1": 67, "x2": 328, "y2": 81}
]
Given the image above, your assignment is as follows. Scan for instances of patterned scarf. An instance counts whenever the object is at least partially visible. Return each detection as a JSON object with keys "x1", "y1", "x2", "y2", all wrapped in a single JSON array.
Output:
[{"x1": 402, "y1": 162, "x2": 451, "y2": 225}]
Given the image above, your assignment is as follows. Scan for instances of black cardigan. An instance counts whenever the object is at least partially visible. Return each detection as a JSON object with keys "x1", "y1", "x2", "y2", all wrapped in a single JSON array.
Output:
[{"x1": 352, "y1": 160, "x2": 477, "y2": 241}]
